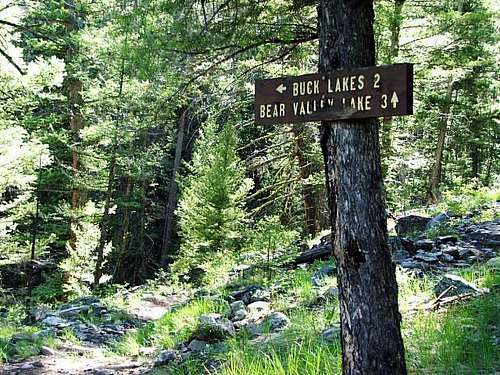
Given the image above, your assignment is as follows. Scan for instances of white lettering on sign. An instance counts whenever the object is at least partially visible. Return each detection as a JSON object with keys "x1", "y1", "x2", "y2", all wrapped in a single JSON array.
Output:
[
  {"x1": 293, "y1": 80, "x2": 320, "y2": 96},
  {"x1": 260, "y1": 103, "x2": 286, "y2": 119},
  {"x1": 327, "y1": 75, "x2": 366, "y2": 94},
  {"x1": 381, "y1": 94, "x2": 387, "y2": 109}
]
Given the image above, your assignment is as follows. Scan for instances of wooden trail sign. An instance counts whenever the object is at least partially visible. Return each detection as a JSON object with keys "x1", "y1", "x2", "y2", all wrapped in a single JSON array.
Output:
[{"x1": 255, "y1": 63, "x2": 413, "y2": 124}]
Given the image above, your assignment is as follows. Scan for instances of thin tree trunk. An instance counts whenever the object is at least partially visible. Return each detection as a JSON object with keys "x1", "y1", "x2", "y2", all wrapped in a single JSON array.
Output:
[
  {"x1": 381, "y1": 0, "x2": 405, "y2": 175},
  {"x1": 318, "y1": 1, "x2": 407, "y2": 374},
  {"x1": 429, "y1": 79, "x2": 455, "y2": 201},
  {"x1": 65, "y1": 0, "x2": 84, "y2": 252},
  {"x1": 292, "y1": 123, "x2": 318, "y2": 236},
  {"x1": 161, "y1": 109, "x2": 187, "y2": 266},
  {"x1": 30, "y1": 155, "x2": 42, "y2": 261},
  {"x1": 93, "y1": 152, "x2": 116, "y2": 288}
]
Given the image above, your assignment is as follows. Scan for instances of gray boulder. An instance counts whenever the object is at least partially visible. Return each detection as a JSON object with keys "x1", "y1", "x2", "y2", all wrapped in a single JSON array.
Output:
[
  {"x1": 154, "y1": 349, "x2": 179, "y2": 366},
  {"x1": 414, "y1": 251, "x2": 439, "y2": 263},
  {"x1": 42, "y1": 316, "x2": 70, "y2": 328},
  {"x1": 463, "y1": 220, "x2": 500, "y2": 248},
  {"x1": 266, "y1": 312, "x2": 290, "y2": 331},
  {"x1": 393, "y1": 250, "x2": 411, "y2": 263},
  {"x1": 232, "y1": 309, "x2": 248, "y2": 321},
  {"x1": 311, "y1": 264, "x2": 336, "y2": 287},
  {"x1": 247, "y1": 301, "x2": 271, "y2": 317},
  {"x1": 434, "y1": 274, "x2": 483, "y2": 298},
  {"x1": 230, "y1": 300, "x2": 246, "y2": 314},
  {"x1": 230, "y1": 285, "x2": 270, "y2": 304},
  {"x1": 196, "y1": 314, "x2": 235, "y2": 341},
  {"x1": 426, "y1": 212, "x2": 450, "y2": 230},
  {"x1": 322, "y1": 325, "x2": 341, "y2": 342},
  {"x1": 40, "y1": 346, "x2": 55, "y2": 356},
  {"x1": 396, "y1": 215, "x2": 431, "y2": 236},
  {"x1": 188, "y1": 339, "x2": 210, "y2": 352},
  {"x1": 415, "y1": 239, "x2": 434, "y2": 252}
]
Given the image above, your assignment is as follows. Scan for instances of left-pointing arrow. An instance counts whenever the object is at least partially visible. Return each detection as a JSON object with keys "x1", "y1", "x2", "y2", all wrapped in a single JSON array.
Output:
[{"x1": 276, "y1": 83, "x2": 287, "y2": 94}]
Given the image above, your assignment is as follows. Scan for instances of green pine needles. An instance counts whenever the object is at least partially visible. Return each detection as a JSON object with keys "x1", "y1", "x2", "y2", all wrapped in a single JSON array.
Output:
[{"x1": 173, "y1": 119, "x2": 253, "y2": 285}]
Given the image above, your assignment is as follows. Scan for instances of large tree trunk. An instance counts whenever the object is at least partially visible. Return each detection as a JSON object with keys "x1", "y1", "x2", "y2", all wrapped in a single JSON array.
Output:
[
  {"x1": 318, "y1": 1, "x2": 407, "y2": 374},
  {"x1": 291, "y1": 123, "x2": 318, "y2": 236},
  {"x1": 161, "y1": 109, "x2": 187, "y2": 266}
]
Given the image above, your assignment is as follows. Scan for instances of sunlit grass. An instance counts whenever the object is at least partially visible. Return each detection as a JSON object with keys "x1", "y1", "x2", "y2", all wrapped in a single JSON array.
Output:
[{"x1": 109, "y1": 297, "x2": 229, "y2": 356}]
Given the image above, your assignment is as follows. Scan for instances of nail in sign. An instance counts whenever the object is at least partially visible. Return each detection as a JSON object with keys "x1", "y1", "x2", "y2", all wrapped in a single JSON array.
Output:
[{"x1": 255, "y1": 63, "x2": 413, "y2": 124}]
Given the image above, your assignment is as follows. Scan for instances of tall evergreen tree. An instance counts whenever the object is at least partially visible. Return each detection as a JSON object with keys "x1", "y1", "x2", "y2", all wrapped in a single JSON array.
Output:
[{"x1": 174, "y1": 118, "x2": 252, "y2": 282}]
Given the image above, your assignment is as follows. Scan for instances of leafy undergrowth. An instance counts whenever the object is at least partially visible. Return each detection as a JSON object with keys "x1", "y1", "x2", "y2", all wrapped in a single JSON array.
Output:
[
  {"x1": 0, "y1": 301, "x2": 59, "y2": 363},
  {"x1": 1, "y1": 259, "x2": 498, "y2": 374},
  {"x1": 108, "y1": 261, "x2": 499, "y2": 375}
]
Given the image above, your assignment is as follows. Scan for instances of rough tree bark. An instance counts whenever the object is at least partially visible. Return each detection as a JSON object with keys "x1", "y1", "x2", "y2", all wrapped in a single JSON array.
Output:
[
  {"x1": 65, "y1": 0, "x2": 85, "y2": 252},
  {"x1": 161, "y1": 109, "x2": 187, "y2": 266},
  {"x1": 93, "y1": 151, "x2": 116, "y2": 288},
  {"x1": 291, "y1": 123, "x2": 318, "y2": 236},
  {"x1": 429, "y1": 79, "x2": 455, "y2": 201},
  {"x1": 318, "y1": 1, "x2": 407, "y2": 374}
]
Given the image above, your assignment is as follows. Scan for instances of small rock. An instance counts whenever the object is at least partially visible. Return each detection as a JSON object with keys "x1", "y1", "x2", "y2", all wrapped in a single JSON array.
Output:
[
  {"x1": 438, "y1": 253, "x2": 455, "y2": 263},
  {"x1": 400, "y1": 259, "x2": 422, "y2": 269},
  {"x1": 414, "y1": 251, "x2": 438, "y2": 263},
  {"x1": 324, "y1": 286, "x2": 339, "y2": 298},
  {"x1": 197, "y1": 314, "x2": 235, "y2": 340},
  {"x1": 393, "y1": 249, "x2": 411, "y2": 263},
  {"x1": 40, "y1": 346, "x2": 55, "y2": 356},
  {"x1": 42, "y1": 316, "x2": 70, "y2": 328},
  {"x1": 441, "y1": 245, "x2": 460, "y2": 259},
  {"x1": 230, "y1": 285, "x2": 270, "y2": 304},
  {"x1": 486, "y1": 257, "x2": 500, "y2": 269},
  {"x1": 436, "y1": 235, "x2": 458, "y2": 245},
  {"x1": 21, "y1": 363, "x2": 35, "y2": 370},
  {"x1": 415, "y1": 239, "x2": 434, "y2": 252},
  {"x1": 322, "y1": 325, "x2": 341, "y2": 342},
  {"x1": 311, "y1": 264, "x2": 336, "y2": 287},
  {"x1": 188, "y1": 339, "x2": 209, "y2": 352},
  {"x1": 58, "y1": 305, "x2": 89, "y2": 318},
  {"x1": 154, "y1": 349, "x2": 179, "y2": 366},
  {"x1": 426, "y1": 212, "x2": 450, "y2": 230},
  {"x1": 266, "y1": 312, "x2": 290, "y2": 331},
  {"x1": 139, "y1": 347, "x2": 155, "y2": 356},
  {"x1": 230, "y1": 300, "x2": 246, "y2": 313},
  {"x1": 247, "y1": 301, "x2": 271, "y2": 317},
  {"x1": 396, "y1": 215, "x2": 431, "y2": 236},
  {"x1": 232, "y1": 309, "x2": 248, "y2": 321},
  {"x1": 434, "y1": 274, "x2": 483, "y2": 298}
]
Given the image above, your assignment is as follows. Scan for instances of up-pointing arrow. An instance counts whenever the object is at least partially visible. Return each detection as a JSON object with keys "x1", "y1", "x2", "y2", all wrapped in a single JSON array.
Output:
[
  {"x1": 391, "y1": 91, "x2": 399, "y2": 108},
  {"x1": 276, "y1": 83, "x2": 287, "y2": 94}
]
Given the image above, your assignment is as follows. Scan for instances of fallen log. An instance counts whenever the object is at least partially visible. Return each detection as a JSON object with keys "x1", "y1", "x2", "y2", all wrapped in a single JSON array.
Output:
[{"x1": 290, "y1": 243, "x2": 332, "y2": 266}]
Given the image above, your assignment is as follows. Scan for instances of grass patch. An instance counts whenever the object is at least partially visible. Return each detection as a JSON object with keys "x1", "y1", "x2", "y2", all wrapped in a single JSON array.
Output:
[{"x1": 110, "y1": 297, "x2": 229, "y2": 356}]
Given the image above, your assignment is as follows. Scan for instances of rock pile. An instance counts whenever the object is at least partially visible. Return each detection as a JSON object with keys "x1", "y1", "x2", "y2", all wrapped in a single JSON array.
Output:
[
  {"x1": 155, "y1": 284, "x2": 291, "y2": 366},
  {"x1": 30, "y1": 296, "x2": 138, "y2": 344},
  {"x1": 391, "y1": 218, "x2": 499, "y2": 277}
]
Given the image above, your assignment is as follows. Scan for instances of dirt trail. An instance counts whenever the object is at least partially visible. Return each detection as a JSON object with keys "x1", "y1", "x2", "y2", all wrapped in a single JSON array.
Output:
[{"x1": 1, "y1": 293, "x2": 189, "y2": 375}]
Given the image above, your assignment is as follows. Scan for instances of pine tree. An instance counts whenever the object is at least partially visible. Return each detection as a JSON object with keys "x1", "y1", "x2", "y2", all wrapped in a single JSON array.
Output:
[{"x1": 174, "y1": 118, "x2": 252, "y2": 283}]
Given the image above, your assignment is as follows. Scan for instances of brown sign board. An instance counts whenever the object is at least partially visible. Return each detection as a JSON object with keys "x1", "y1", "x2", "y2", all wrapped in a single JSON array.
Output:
[{"x1": 255, "y1": 63, "x2": 413, "y2": 124}]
